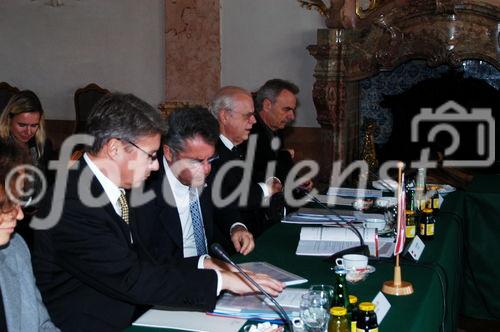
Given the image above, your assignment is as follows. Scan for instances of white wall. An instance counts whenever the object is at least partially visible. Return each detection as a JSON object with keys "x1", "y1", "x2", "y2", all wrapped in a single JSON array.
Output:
[
  {"x1": 0, "y1": 0, "x2": 164, "y2": 120},
  {"x1": 220, "y1": 0, "x2": 323, "y2": 127}
]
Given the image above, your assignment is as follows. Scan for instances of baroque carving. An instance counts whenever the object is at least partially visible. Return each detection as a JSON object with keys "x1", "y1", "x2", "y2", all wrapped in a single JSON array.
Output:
[{"x1": 306, "y1": 0, "x2": 499, "y2": 185}]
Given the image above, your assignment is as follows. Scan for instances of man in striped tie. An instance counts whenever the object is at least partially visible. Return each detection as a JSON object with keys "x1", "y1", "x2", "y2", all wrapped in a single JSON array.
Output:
[
  {"x1": 139, "y1": 106, "x2": 256, "y2": 261},
  {"x1": 33, "y1": 93, "x2": 283, "y2": 331}
]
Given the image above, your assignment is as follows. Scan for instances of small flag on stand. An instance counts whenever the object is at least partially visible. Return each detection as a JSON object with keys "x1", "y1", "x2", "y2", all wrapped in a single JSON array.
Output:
[
  {"x1": 394, "y1": 173, "x2": 406, "y2": 256},
  {"x1": 382, "y1": 163, "x2": 413, "y2": 296}
]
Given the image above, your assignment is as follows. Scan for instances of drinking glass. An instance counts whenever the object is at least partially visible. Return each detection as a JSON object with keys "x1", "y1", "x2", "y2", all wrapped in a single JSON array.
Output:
[
  {"x1": 308, "y1": 284, "x2": 335, "y2": 308},
  {"x1": 299, "y1": 293, "x2": 329, "y2": 332}
]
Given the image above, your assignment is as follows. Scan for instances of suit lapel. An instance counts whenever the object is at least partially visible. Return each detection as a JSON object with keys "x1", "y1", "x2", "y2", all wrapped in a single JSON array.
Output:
[
  {"x1": 156, "y1": 171, "x2": 184, "y2": 250},
  {"x1": 80, "y1": 158, "x2": 134, "y2": 246}
]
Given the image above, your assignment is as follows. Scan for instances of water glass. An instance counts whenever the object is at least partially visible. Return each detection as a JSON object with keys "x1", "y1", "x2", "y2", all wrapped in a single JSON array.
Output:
[
  {"x1": 299, "y1": 293, "x2": 329, "y2": 332},
  {"x1": 308, "y1": 284, "x2": 335, "y2": 308}
]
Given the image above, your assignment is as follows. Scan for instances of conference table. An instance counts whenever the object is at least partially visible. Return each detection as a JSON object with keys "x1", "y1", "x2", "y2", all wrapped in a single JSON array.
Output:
[{"x1": 127, "y1": 201, "x2": 461, "y2": 332}]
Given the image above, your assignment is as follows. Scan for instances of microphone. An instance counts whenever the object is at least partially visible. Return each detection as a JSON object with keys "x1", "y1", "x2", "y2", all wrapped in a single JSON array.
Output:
[
  {"x1": 294, "y1": 187, "x2": 370, "y2": 262},
  {"x1": 210, "y1": 243, "x2": 294, "y2": 332}
]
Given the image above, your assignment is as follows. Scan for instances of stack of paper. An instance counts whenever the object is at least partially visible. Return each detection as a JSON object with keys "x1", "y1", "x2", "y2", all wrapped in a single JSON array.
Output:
[
  {"x1": 212, "y1": 288, "x2": 304, "y2": 321},
  {"x1": 282, "y1": 207, "x2": 385, "y2": 226},
  {"x1": 327, "y1": 187, "x2": 383, "y2": 198},
  {"x1": 295, "y1": 227, "x2": 376, "y2": 256},
  {"x1": 133, "y1": 310, "x2": 245, "y2": 332}
]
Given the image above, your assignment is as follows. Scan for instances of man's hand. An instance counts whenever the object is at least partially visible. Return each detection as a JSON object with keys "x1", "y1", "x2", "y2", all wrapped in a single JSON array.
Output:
[
  {"x1": 231, "y1": 226, "x2": 255, "y2": 255},
  {"x1": 300, "y1": 179, "x2": 314, "y2": 193},
  {"x1": 203, "y1": 256, "x2": 237, "y2": 272},
  {"x1": 220, "y1": 271, "x2": 285, "y2": 297},
  {"x1": 266, "y1": 177, "x2": 283, "y2": 196}
]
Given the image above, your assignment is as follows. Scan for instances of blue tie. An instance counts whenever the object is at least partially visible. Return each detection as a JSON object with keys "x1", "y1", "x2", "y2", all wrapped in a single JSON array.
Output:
[{"x1": 189, "y1": 187, "x2": 207, "y2": 255}]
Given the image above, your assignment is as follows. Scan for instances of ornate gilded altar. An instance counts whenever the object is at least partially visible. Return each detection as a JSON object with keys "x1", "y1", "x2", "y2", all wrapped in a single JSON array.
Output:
[{"x1": 300, "y1": 0, "x2": 499, "y2": 186}]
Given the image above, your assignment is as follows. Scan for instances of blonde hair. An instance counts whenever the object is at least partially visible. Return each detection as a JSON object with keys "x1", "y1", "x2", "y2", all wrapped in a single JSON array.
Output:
[{"x1": 0, "y1": 90, "x2": 46, "y2": 157}]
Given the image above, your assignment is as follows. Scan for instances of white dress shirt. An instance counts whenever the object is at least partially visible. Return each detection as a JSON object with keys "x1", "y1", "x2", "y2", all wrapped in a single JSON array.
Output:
[
  {"x1": 84, "y1": 153, "x2": 124, "y2": 216},
  {"x1": 83, "y1": 153, "x2": 132, "y2": 243},
  {"x1": 162, "y1": 157, "x2": 223, "y2": 294},
  {"x1": 162, "y1": 157, "x2": 205, "y2": 258}
]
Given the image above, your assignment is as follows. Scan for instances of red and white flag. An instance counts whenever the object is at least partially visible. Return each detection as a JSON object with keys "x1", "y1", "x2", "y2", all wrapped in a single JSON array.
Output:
[{"x1": 394, "y1": 173, "x2": 406, "y2": 256}]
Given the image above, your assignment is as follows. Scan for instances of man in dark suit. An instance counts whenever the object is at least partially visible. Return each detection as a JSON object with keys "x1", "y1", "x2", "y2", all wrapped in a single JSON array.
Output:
[
  {"x1": 209, "y1": 86, "x2": 283, "y2": 236},
  {"x1": 139, "y1": 106, "x2": 255, "y2": 259},
  {"x1": 241, "y1": 79, "x2": 313, "y2": 191},
  {"x1": 32, "y1": 93, "x2": 284, "y2": 331}
]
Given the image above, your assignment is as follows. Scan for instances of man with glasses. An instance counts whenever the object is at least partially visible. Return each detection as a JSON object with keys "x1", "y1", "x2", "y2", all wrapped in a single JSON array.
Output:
[
  {"x1": 209, "y1": 86, "x2": 283, "y2": 237},
  {"x1": 139, "y1": 106, "x2": 256, "y2": 264},
  {"x1": 32, "y1": 94, "x2": 283, "y2": 331}
]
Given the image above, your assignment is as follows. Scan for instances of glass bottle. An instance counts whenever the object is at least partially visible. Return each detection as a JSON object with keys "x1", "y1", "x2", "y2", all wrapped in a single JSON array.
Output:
[
  {"x1": 430, "y1": 186, "x2": 440, "y2": 213},
  {"x1": 405, "y1": 210, "x2": 416, "y2": 239},
  {"x1": 405, "y1": 181, "x2": 416, "y2": 212},
  {"x1": 415, "y1": 168, "x2": 427, "y2": 212},
  {"x1": 356, "y1": 302, "x2": 378, "y2": 332},
  {"x1": 347, "y1": 295, "x2": 359, "y2": 332},
  {"x1": 332, "y1": 267, "x2": 349, "y2": 308},
  {"x1": 419, "y1": 208, "x2": 435, "y2": 240},
  {"x1": 328, "y1": 306, "x2": 349, "y2": 332}
]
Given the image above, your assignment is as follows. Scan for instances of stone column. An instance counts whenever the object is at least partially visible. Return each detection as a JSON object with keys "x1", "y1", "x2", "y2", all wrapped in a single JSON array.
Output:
[
  {"x1": 308, "y1": 29, "x2": 359, "y2": 187},
  {"x1": 165, "y1": 0, "x2": 220, "y2": 105}
]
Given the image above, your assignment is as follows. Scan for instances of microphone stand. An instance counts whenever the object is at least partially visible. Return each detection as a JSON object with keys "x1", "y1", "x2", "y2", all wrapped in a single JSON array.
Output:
[{"x1": 210, "y1": 244, "x2": 294, "y2": 332}]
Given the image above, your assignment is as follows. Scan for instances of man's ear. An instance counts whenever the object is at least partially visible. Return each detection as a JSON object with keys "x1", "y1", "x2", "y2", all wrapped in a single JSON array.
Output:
[
  {"x1": 262, "y1": 98, "x2": 272, "y2": 113},
  {"x1": 220, "y1": 108, "x2": 230, "y2": 124},
  {"x1": 163, "y1": 144, "x2": 173, "y2": 163},
  {"x1": 105, "y1": 138, "x2": 122, "y2": 160}
]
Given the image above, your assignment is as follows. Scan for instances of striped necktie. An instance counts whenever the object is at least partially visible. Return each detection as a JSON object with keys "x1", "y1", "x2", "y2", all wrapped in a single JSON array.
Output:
[{"x1": 189, "y1": 187, "x2": 207, "y2": 255}]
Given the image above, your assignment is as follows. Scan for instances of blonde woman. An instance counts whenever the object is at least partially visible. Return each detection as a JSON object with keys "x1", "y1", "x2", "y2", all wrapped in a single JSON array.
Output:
[
  {"x1": 0, "y1": 90, "x2": 53, "y2": 170},
  {"x1": 0, "y1": 90, "x2": 53, "y2": 247},
  {"x1": 0, "y1": 141, "x2": 59, "y2": 331}
]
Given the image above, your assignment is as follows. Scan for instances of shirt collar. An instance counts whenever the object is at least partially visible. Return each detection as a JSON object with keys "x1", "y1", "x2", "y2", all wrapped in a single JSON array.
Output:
[
  {"x1": 219, "y1": 134, "x2": 235, "y2": 150},
  {"x1": 162, "y1": 156, "x2": 190, "y2": 196},
  {"x1": 83, "y1": 153, "x2": 124, "y2": 205}
]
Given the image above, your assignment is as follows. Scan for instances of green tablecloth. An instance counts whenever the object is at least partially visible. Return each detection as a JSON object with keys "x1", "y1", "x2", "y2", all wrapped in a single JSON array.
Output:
[
  {"x1": 127, "y1": 208, "x2": 461, "y2": 332},
  {"x1": 443, "y1": 175, "x2": 500, "y2": 321}
]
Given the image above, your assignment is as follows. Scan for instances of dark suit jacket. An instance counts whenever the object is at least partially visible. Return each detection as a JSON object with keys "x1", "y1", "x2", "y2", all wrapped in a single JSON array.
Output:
[
  {"x1": 32, "y1": 159, "x2": 218, "y2": 332},
  {"x1": 136, "y1": 162, "x2": 240, "y2": 261},
  {"x1": 240, "y1": 112, "x2": 294, "y2": 184},
  {"x1": 210, "y1": 138, "x2": 271, "y2": 235}
]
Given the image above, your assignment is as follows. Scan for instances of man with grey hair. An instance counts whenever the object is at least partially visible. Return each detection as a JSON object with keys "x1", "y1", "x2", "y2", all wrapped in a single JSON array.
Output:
[
  {"x1": 209, "y1": 86, "x2": 282, "y2": 236},
  {"x1": 241, "y1": 78, "x2": 313, "y2": 191},
  {"x1": 32, "y1": 93, "x2": 284, "y2": 331}
]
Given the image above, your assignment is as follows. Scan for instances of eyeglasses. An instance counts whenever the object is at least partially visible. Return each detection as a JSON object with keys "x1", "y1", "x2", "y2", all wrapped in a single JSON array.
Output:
[
  {"x1": 174, "y1": 154, "x2": 219, "y2": 169},
  {"x1": 230, "y1": 110, "x2": 255, "y2": 120},
  {"x1": 124, "y1": 140, "x2": 157, "y2": 161}
]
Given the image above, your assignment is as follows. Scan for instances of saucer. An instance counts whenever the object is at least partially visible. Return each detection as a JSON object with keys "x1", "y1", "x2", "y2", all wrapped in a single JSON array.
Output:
[{"x1": 345, "y1": 265, "x2": 376, "y2": 284}]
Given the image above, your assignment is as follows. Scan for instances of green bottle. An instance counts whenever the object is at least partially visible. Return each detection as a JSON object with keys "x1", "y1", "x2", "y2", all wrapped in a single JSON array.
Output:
[
  {"x1": 347, "y1": 295, "x2": 359, "y2": 332},
  {"x1": 332, "y1": 267, "x2": 349, "y2": 308}
]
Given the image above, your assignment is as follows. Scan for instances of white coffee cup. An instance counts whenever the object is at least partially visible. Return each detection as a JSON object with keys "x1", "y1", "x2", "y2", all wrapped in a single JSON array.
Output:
[{"x1": 335, "y1": 254, "x2": 368, "y2": 271}]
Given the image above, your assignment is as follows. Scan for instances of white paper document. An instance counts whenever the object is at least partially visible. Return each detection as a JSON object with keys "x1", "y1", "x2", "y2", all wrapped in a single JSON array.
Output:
[
  {"x1": 133, "y1": 309, "x2": 245, "y2": 332},
  {"x1": 282, "y1": 207, "x2": 385, "y2": 226},
  {"x1": 327, "y1": 187, "x2": 383, "y2": 198},
  {"x1": 239, "y1": 262, "x2": 307, "y2": 286},
  {"x1": 213, "y1": 288, "x2": 302, "y2": 321},
  {"x1": 295, "y1": 226, "x2": 394, "y2": 258}
]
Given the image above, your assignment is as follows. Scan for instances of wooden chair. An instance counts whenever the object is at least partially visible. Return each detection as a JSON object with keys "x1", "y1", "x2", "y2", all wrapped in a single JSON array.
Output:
[
  {"x1": 73, "y1": 83, "x2": 109, "y2": 133},
  {"x1": 0, "y1": 82, "x2": 20, "y2": 112}
]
